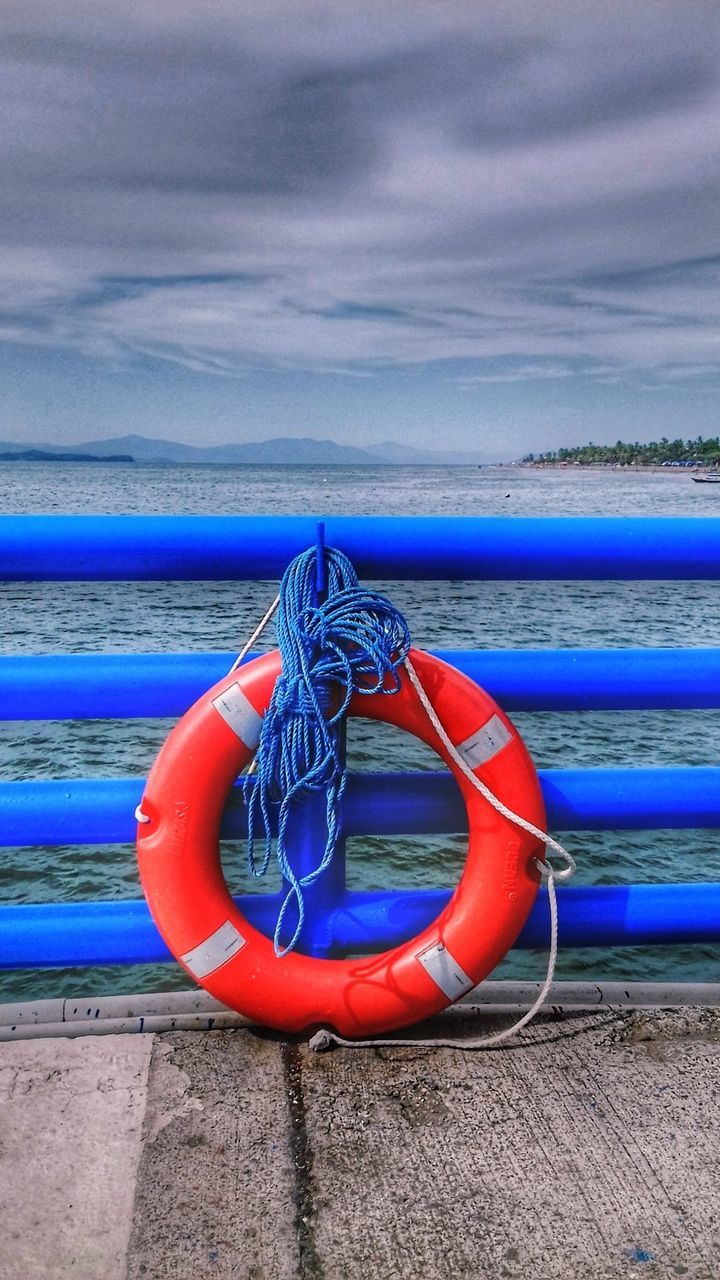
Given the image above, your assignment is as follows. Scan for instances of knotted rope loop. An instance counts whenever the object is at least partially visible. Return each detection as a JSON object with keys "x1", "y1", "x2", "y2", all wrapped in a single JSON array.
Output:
[
  {"x1": 244, "y1": 545, "x2": 411, "y2": 957},
  {"x1": 534, "y1": 850, "x2": 576, "y2": 883}
]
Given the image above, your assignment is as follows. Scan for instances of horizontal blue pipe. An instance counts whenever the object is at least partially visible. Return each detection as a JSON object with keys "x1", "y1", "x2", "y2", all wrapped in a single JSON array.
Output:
[
  {"x1": 3, "y1": 516, "x2": 720, "y2": 580},
  {"x1": 1, "y1": 883, "x2": 718, "y2": 968},
  {"x1": 0, "y1": 895, "x2": 281, "y2": 968},
  {"x1": 3, "y1": 647, "x2": 720, "y2": 719},
  {"x1": 332, "y1": 883, "x2": 720, "y2": 952},
  {"x1": 2, "y1": 768, "x2": 720, "y2": 848}
]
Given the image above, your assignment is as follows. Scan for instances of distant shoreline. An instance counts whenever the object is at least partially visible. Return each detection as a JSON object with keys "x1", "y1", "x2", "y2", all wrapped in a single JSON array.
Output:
[
  {"x1": 0, "y1": 451, "x2": 135, "y2": 463},
  {"x1": 0, "y1": 454, "x2": 711, "y2": 473},
  {"x1": 514, "y1": 463, "x2": 708, "y2": 476}
]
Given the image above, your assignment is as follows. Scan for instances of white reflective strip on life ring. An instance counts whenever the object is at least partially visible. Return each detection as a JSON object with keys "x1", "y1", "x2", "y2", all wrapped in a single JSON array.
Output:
[
  {"x1": 456, "y1": 713, "x2": 512, "y2": 770},
  {"x1": 180, "y1": 920, "x2": 247, "y2": 980},
  {"x1": 417, "y1": 942, "x2": 474, "y2": 1001},
  {"x1": 211, "y1": 683, "x2": 263, "y2": 748}
]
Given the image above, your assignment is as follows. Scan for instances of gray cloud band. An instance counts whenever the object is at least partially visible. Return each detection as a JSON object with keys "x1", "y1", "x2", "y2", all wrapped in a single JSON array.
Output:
[{"x1": 1, "y1": 1, "x2": 719, "y2": 381}]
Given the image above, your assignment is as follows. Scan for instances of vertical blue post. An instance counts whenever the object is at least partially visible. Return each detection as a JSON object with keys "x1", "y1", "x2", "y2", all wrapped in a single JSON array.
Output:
[
  {"x1": 315, "y1": 519, "x2": 327, "y2": 597},
  {"x1": 279, "y1": 524, "x2": 347, "y2": 957}
]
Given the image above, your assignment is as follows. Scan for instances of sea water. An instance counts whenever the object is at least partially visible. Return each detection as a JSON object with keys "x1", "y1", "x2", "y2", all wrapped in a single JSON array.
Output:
[{"x1": 2, "y1": 461, "x2": 720, "y2": 999}]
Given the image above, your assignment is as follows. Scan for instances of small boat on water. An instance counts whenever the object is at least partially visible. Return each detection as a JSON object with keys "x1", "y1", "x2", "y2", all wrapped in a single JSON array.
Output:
[{"x1": 692, "y1": 472, "x2": 720, "y2": 483}]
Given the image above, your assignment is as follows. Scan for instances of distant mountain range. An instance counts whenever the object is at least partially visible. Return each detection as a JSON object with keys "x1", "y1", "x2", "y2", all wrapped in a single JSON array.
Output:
[{"x1": 0, "y1": 433, "x2": 493, "y2": 466}]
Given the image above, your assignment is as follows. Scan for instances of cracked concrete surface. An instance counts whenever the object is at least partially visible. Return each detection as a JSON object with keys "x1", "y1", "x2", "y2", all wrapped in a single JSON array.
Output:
[
  {"x1": 1, "y1": 1008, "x2": 719, "y2": 1279},
  {"x1": 0, "y1": 1036, "x2": 152, "y2": 1280},
  {"x1": 126, "y1": 1031, "x2": 299, "y2": 1280}
]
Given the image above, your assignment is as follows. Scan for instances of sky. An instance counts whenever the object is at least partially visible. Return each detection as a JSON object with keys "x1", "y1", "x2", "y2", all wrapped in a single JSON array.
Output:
[{"x1": 1, "y1": 0, "x2": 719, "y2": 458}]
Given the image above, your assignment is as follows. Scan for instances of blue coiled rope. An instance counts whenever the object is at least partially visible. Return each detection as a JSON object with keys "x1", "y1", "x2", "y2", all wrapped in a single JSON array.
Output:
[{"x1": 244, "y1": 545, "x2": 411, "y2": 956}]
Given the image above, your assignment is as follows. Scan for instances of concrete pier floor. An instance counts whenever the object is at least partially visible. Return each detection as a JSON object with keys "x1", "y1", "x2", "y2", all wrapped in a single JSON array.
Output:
[{"x1": 1, "y1": 1006, "x2": 719, "y2": 1280}]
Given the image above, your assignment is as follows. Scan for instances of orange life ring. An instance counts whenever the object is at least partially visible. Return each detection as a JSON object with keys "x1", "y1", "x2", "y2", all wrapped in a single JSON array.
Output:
[{"x1": 137, "y1": 648, "x2": 545, "y2": 1037}]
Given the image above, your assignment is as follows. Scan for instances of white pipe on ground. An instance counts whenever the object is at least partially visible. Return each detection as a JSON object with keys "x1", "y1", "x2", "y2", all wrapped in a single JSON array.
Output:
[{"x1": 1, "y1": 980, "x2": 718, "y2": 1041}]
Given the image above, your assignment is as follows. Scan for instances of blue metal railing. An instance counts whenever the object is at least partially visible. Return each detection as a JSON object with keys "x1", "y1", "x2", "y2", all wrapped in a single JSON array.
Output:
[
  {"x1": 1, "y1": 513, "x2": 720, "y2": 971},
  {"x1": 3, "y1": 769, "x2": 720, "y2": 845},
  {"x1": 3, "y1": 514, "x2": 720, "y2": 579},
  {"x1": 2, "y1": 648, "x2": 720, "y2": 717},
  {"x1": 3, "y1": 885, "x2": 718, "y2": 969}
]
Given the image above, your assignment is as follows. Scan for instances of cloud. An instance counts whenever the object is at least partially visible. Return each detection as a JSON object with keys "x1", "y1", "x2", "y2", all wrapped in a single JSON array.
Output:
[
  {"x1": 0, "y1": 0, "x2": 719, "y2": 382},
  {"x1": 455, "y1": 362, "x2": 577, "y2": 384}
]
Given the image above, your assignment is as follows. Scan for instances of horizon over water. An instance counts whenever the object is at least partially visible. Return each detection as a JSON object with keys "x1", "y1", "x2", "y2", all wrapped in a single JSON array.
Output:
[{"x1": 2, "y1": 460, "x2": 719, "y2": 1000}]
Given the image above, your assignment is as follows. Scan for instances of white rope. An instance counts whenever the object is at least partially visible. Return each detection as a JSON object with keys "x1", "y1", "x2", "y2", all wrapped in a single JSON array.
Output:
[
  {"x1": 309, "y1": 872, "x2": 559, "y2": 1052},
  {"x1": 403, "y1": 655, "x2": 575, "y2": 878},
  {"x1": 227, "y1": 594, "x2": 281, "y2": 779},
  {"x1": 135, "y1": 594, "x2": 281, "y2": 822},
  {"x1": 227, "y1": 594, "x2": 280, "y2": 673},
  {"x1": 308, "y1": 653, "x2": 575, "y2": 1054}
]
